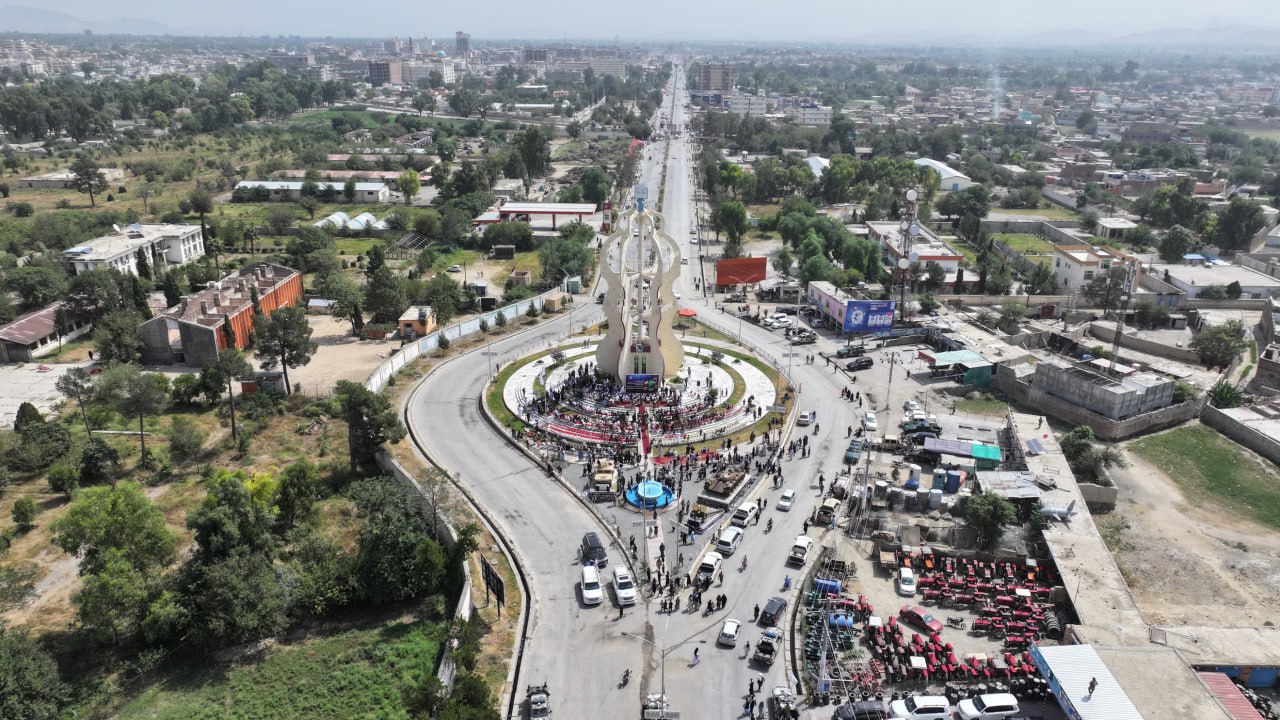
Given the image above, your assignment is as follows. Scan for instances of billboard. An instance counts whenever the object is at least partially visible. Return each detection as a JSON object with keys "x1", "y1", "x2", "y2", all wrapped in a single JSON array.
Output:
[
  {"x1": 715, "y1": 257, "x2": 768, "y2": 286},
  {"x1": 625, "y1": 374, "x2": 660, "y2": 392},
  {"x1": 842, "y1": 300, "x2": 896, "y2": 333}
]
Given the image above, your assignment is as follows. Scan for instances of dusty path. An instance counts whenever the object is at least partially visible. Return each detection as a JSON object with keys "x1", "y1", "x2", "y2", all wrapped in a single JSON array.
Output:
[{"x1": 1103, "y1": 448, "x2": 1280, "y2": 626}]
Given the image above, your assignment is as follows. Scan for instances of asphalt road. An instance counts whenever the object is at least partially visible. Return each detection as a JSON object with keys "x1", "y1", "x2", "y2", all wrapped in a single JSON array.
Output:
[{"x1": 407, "y1": 63, "x2": 929, "y2": 720}]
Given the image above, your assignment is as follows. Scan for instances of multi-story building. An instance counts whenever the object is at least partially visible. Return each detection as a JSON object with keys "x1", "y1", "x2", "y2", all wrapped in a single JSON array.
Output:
[
  {"x1": 1052, "y1": 244, "x2": 1138, "y2": 293},
  {"x1": 267, "y1": 52, "x2": 314, "y2": 72},
  {"x1": 455, "y1": 31, "x2": 470, "y2": 57},
  {"x1": 368, "y1": 60, "x2": 402, "y2": 87},
  {"x1": 727, "y1": 91, "x2": 768, "y2": 117},
  {"x1": 788, "y1": 104, "x2": 833, "y2": 127},
  {"x1": 138, "y1": 262, "x2": 303, "y2": 367},
  {"x1": 867, "y1": 221, "x2": 965, "y2": 272},
  {"x1": 586, "y1": 57, "x2": 627, "y2": 77},
  {"x1": 300, "y1": 65, "x2": 337, "y2": 82},
  {"x1": 523, "y1": 47, "x2": 549, "y2": 63},
  {"x1": 699, "y1": 63, "x2": 734, "y2": 93},
  {"x1": 63, "y1": 224, "x2": 205, "y2": 277},
  {"x1": 1122, "y1": 121, "x2": 1173, "y2": 145}
]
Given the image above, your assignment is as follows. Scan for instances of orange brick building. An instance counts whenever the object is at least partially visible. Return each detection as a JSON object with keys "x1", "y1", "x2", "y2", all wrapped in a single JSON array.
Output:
[{"x1": 139, "y1": 262, "x2": 303, "y2": 367}]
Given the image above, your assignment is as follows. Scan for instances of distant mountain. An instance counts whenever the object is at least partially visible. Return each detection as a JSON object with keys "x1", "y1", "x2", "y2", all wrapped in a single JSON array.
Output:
[{"x1": 0, "y1": 5, "x2": 185, "y2": 36}]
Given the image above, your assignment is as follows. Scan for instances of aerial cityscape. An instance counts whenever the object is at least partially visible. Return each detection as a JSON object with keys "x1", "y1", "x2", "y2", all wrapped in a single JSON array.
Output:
[{"x1": 1, "y1": 9, "x2": 1280, "y2": 720}]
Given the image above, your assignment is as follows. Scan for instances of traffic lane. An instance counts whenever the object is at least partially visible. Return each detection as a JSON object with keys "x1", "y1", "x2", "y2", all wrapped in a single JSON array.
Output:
[{"x1": 407, "y1": 314, "x2": 639, "y2": 720}]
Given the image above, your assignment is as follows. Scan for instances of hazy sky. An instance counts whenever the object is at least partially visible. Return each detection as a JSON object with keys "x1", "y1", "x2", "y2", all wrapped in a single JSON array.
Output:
[{"x1": 15, "y1": 0, "x2": 1280, "y2": 41}]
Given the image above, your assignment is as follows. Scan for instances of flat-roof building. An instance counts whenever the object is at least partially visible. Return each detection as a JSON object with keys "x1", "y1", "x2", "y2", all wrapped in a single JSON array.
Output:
[
  {"x1": 867, "y1": 221, "x2": 965, "y2": 271},
  {"x1": 63, "y1": 223, "x2": 204, "y2": 277},
  {"x1": 20, "y1": 167, "x2": 125, "y2": 188},
  {"x1": 234, "y1": 180, "x2": 390, "y2": 204},
  {"x1": 138, "y1": 262, "x2": 302, "y2": 367},
  {"x1": 1052, "y1": 244, "x2": 1138, "y2": 293},
  {"x1": 1154, "y1": 261, "x2": 1280, "y2": 299}
]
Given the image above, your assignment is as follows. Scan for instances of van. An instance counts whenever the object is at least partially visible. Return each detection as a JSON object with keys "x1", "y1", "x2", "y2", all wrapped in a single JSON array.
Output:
[
  {"x1": 716, "y1": 526, "x2": 744, "y2": 555},
  {"x1": 731, "y1": 502, "x2": 759, "y2": 528},
  {"x1": 580, "y1": 532, "x2": 608, "y2": 568},
  {"x1": 787, "y1": 536, "x2": 815, "y2": 566},
  {"x1": 817, "y1": 498, "x2": 842, "y2": 524},
  {"x1": 580, "y1": 565, "x2": 604, "y2": 606}
]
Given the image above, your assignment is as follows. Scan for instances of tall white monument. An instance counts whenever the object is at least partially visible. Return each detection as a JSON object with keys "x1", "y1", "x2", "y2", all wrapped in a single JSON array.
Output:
[{"x1": 595, "y1": 186, "x2": 684, "y2": 385}]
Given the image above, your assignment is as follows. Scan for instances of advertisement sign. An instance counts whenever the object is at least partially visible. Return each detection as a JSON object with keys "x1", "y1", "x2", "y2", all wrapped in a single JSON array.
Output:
[
  {"x1": 625, "y1": 374, "x2": 660, "y2": 392},
  {"x1": 842, "y1": 300, "x2": 896, "y2": 333}
]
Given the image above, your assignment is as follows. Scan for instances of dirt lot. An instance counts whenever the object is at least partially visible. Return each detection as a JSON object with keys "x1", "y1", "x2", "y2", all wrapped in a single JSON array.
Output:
[
  {"x1": 282, "y1": 314, "x2": 400, "y2": 396},
  {"x1": 1100, "y1": 448, "x2": 1280, "y2": 626}
]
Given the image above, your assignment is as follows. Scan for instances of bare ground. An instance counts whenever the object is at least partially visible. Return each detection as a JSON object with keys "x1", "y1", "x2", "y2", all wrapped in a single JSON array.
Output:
[
  {"x1": 280, "y1": 315, "x2": 400, "y2": 396},
  {"x1": 1102, "y1": 449, "x2": 1280, "y2": 626}
]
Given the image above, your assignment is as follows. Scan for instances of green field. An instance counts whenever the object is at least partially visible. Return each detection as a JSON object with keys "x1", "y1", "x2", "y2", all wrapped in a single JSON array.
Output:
[
  {"x1": 1129, "y1": 424, "x2": 1280, "y2": 532},
  {"x1": 993, "y1": 233, "x2": 1055, "y2": 256},
  {"x1": 1242, "y1": 128, "x2": 1280, "y2": 142},
  {"x1": 112, "y1": 615, "x2": 446, "y2": 719},
  {"x1": 954, "y1": 394, "x2": 1008, "y2": 417}
]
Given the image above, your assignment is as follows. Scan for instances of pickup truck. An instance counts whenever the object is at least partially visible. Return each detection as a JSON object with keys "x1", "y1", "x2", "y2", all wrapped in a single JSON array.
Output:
[
  {"x1": 787, "y1": 535, "x2": 815, "y2": 566},
  {"x1": 752, "y1": 628, "x2": 782, "y2": 665}
]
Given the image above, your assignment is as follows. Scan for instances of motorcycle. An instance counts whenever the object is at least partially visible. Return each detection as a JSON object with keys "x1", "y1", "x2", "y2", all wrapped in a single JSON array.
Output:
[
  {"x1": 621, "y1": 669, "x2": 631, "y2": 687},
  {"x1": 946, "y1": 616, "x2": 966, "y2": 630},
  {"x1": 766, "y1": 519, "x2": 773, "y2": 533}
]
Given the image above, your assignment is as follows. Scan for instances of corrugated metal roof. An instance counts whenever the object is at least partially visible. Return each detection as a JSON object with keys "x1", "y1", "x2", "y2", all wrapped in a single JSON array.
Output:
[
  {"x1": 1035, "y1": 645, "x2": 1144, "y2": 720},
  {"x1": 1197, "y1": 672, "x2": 1264, "y2": 720},
  {"x1": 923, "y1": 438, "x2": 970, "y2": 456}
]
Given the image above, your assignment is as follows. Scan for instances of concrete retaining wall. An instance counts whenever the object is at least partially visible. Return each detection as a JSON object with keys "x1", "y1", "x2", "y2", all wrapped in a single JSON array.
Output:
[
  {"x1": 1078, "y1": 483, "x2": 1119, "y2": 512},
  {"x1": 1086, "y1": 322, "x2": 1202, "y2": 364},
  {"x1": 1202, "y1": 405, "x2": 1280, "y2": 468}
]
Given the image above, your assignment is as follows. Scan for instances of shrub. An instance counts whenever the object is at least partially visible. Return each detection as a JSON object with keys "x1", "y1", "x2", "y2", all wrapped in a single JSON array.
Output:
[
  {"x1": 526, "y1": 303, "x2": 540, "y2": 318},
  {"x1": 437, "y1": 334, "x2": 451, "y2": 350},
  {"x1": 494, "y1": 311, "x2": 507, "y2": 327},
  {"x1": 10, "y1": 202, "x2": 33, "y2": 217},
  {"x1": 12, "y1": 497, "x2": 38, "y2": 531},
  {"x1": 168, "y1": 416, "x2": 203, "y2": 463}
]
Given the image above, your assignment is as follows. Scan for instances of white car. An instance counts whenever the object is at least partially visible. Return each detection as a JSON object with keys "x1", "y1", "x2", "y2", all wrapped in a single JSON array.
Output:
[
  {"x1": 446, "y1": 265, "x2": 463, "y2": 273},
  {"x1": 613, "y1": 565, "x2": 637, "y2": 607},
  {"x1": 888, "y1": 695, "x2": 950, "y2": 719},
  {"x1": 777, "y1": 488, "x2": 795, "y2": 511},
  {"x1": 862, "y1": 412, "x2": 879, "y2": 433},
  {"x1": 955, "y1": 693, "x2": 1021, "y2": 720},
  {"x1": 896, "y1": 567, "x2": 917, "y2": 597},
  {"x1": 904, "y1": 400, "x2": 921, "y2": 414},
  {"x1": 581, "y1": 565, "x2": 604, "y2": 606},
  {"x1": 771, "y1": 317, "x2": 793, "y2": 329},
  {"x1": 717, "y1": 618, "x2": 741, "y2": 646}
]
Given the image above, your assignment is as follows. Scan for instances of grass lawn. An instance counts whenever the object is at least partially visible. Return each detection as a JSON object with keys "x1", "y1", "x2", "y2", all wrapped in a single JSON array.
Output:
[
  {"x1": 993, "y1": 233, "x2": 1055, "y2": 255},
  {"x1": 1129, "y1": 424, "x2": 1280, "y2": 532},
  {"x1": 110, "y1": 612, "x2": 446, "y2": 719},
  {"x1": 1241, "y1": 128, "x2": 1280, "y2": 142},
  {"x1": 335, "y1": 237, "x2": 381, "y2": 256},
  {"x1": 993, "y1": 206, "x2": 1080, "y2": 222},
  {"x1": 954, "y1": 394, "x2": 1008, "y2": 417},
  {"x1": 432, "y1": 248, "x2": 484, "y2": 271}
]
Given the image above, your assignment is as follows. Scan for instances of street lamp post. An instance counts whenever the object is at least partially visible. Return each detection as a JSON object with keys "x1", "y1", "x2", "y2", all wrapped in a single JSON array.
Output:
[{"x1": 622, "y1": 626, "x2": 703, "y2": 701}]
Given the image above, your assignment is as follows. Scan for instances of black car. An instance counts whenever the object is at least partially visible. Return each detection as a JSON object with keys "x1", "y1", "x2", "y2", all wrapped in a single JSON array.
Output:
[
  {"x1": 846, "y1": 357, "x2": 874, "y2": 371},
  {"x1": 760, "y1": 596, "x2": 788, "y2": 626},
  {"x1": 836, "y1": 345, "x2": 866, "y2": 358}
]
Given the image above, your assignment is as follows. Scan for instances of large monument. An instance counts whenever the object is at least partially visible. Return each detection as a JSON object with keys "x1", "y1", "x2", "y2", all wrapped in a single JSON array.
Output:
[{"x1": 595, "y1": 186, "x2": 684, "y2": 386}]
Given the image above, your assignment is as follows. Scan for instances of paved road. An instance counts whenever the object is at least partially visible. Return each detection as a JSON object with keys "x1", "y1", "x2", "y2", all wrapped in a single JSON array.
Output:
[{"x1": 407, "y1": 62, "x2": 930, "y2": 720}]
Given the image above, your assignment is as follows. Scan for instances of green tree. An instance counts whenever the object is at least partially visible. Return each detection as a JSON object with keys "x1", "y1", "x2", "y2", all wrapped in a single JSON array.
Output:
[
  {"x1": 321, "y1": 274, "x2": 365, "y2": 335},
  {"x1": 1213, "y1": 196, "x2": 1266, "y2": 251},
  {"x1": 12, "y1": 496, "x2": 37, "y2": 532},
  {"x1": 69, "y1": 154, "x2": 109, "y2": 207},
  {"x1": 773, "y1": 246, "x2": 794, "y2": 276},
  {"x1": 168, "y1": 416, "x2": 203, "y2": 463},
  {"x1": 348, "y1": 477, "x2": 446, "y2": 601},
  {"x1": 3, "y1": 266, "x2": 67, "y2": 310},
  {"x1": 184, "y1": 552, "x2": 289, "y2": 648},
  {"x1": 0, "y1": 625, "x2": 70, "y2": 720},
  {"x1": 566, "y1": 120, "x2": 583, "y2": 138},
  {"x1": 187, "y1": 473, "x2": 277, "y2": 561},
  {"x1": 73, "y1": 549, "x2": 147, "y2": 644},
  {"x1": 995, "y1": 301, "x2": 1027, "y2": 334},
  {"x1": 78, "y1": 437, "x2": 120, "y2": 486},
  {"x1": 1081, "y1": 266, "x2": 1130, "y2": 315},
  {"x1": 1159, "y1": 224, "x2": 1194, "y2": 263},
  {"x1": 13, "y1": 402, "x2": 43, "y2": 433},
  {"x1": 254, "y1": 306, "x2": 317, "y2": 395},
  {"x1": 798, "y1": 254, "x2": 834, "y2": 286},
  {"x1": 275, "y1": 460, "x2": 319, "y2": 530},
  {"x1": 515, "y1": 125, "x2": 551, "y2": 178},
  {"x1": 448, "y1": 88, "x2": 480, "y2": 118},
  {"x1": 713, "y1": 200, "x2": 748, "y2": 248},
  {"x1": 1190, "y1": 319, "x2": 1247, "y2": 369},
  {"x1": 204, "y1": 349, "x2": 255, "y2": 441},
  {"x1": 51, "y1": 482, "x2": 176, "y2": 576},
  {"x1": 397, "y1": 169, "x2": 421, "y2": 205},
  {"x1": 365, "y1": 266, "x2": 409, "y2": 325},
  {"x1": 578, "y1": 165, "x2": 611, "y2": 206},
  {"x1": 6, "y1": 422, "x2": 72, "y2": 472},
  {"x1": 92, "y1": 310, "x2": 145, "y2": 365},
  {"x1": 964, "y1": 491, "x2": 1017, "y2": 548},
  {"x1": 97, "y1": 363, "x2": 170, "y2": 465},
  {"x1": 335, "y1": 380, "x2": 407, "y2": 472},
  {"x1": 538, "y1": 233, "x2": 593, "y2": 286},
  {"x1": 188, "y1": 187, "x2": 213, "y2": 219}
]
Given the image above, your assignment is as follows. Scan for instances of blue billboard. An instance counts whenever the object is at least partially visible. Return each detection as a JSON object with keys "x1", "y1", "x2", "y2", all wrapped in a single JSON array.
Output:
[{"x1": 842, "y1": 300, "x2": 896, "y2": 333}]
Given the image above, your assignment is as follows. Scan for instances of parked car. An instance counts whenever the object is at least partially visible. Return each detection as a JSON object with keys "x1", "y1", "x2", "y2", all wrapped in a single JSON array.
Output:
[
  {"x1": 776, "y1": 488, "x2": 796, "y2": 511},
  {"x1": 581, "y1": 565, "x2": 604, "y2": 605},
  {"x1": 717, "y1": 618, "x2": 741, "y2": 646},
  {"x1": 862, "y1": 412, "x2": 879, "y2": 433},
  {"x1": 896, "y1": 567, "x2": 917, "y2": 597},
  {"x1": 846, "y1": 357, "x2": 874, "y2": 371},
  {"x1": 790, "y1": 333, "x2": 817, "y2": 345},
  {"x1": 613, "y1": 565, "x2": 637, "y2": 606},
  {"x1": 580, "y1": 532, "x2": 608, "y2": 568},
  {"x1": 835, "y1": 700, "x2": 891, "y2": 720},
  {"x1": 696, "y1": 552, "x2": 723, "y2": 584},
  {"x1": 797, "y1": 410, "x2": 816, "y2": 426},
  {"x1": 888, "y1": 695, "x2": 949, "y2": 719},
  {"x1": 899, "y1": 605, "x2": 944, "y2": 634},
  {"x1": 716, "y1": 526, "x2": 744, "y2": 556},
  {"x1": 447, "y1": 265, "x2": 463, "y2": 273},
  {"x1": 904, "y1": 400, "x2": 921, "y2": 414},
  {"x1": 955, "y1": 693, "x2": 1021, "y2": 720},
  {"x1": 836, "y1": 344, "x2": 866, "y2": 358}
]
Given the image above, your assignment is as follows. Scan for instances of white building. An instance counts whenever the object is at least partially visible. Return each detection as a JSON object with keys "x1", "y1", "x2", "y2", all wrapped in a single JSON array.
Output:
[
  {"x1": 234, "y1": 180, "x2": 390, "y2": 204},
  {"x1": 63, "y1": 223, "x2": 205, "y2": 276},
  {"x1": 20, "y1": 167, "x2": 126, "y2": 189},
  {"x1": 727, "y1": 91, "x2": 768, "y2": 117},
  {"x1": 866, "y1": 221, "x2": 965, "y2": 272},
  {"x1": 789, "y1": 104, "x2": 832, "y2": 127},
  {"x1": 913, "y1": 158, "x2": 974, "y2": 191},
  {"x1": 1155, "y1": 261, "x2": 1280, "y2": 299},
  {"x1": 1052, "y1": 244, "x2": 1138, "y2": 293}
]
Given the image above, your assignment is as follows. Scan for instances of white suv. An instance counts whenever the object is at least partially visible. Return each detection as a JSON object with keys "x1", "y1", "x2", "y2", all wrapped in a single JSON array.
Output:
[
  {"x1": 889, "y1": 695, "x2": 949, "y2": 719},
  {"x1": 955, "y1": 693, "x2": 1020, "y2": 720},
  {"x1": 581, "y1": 565, "x2": 604, "y2": 606},
  {"x1": 613, "y1": 565, "x2": 637, "y2": 607}
]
